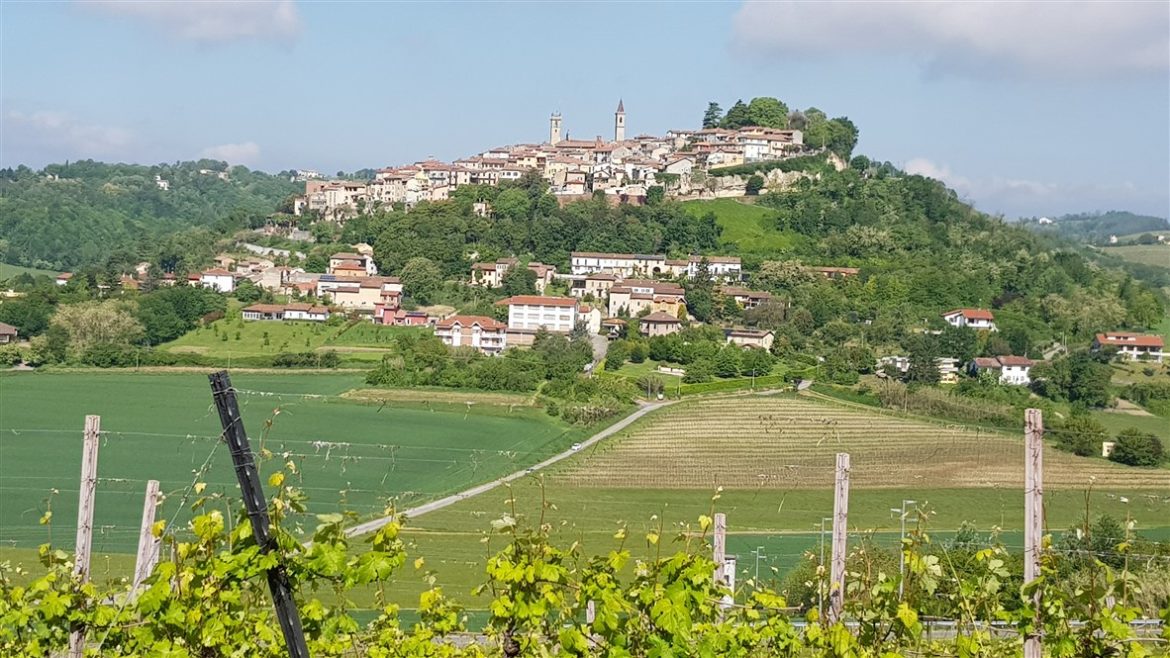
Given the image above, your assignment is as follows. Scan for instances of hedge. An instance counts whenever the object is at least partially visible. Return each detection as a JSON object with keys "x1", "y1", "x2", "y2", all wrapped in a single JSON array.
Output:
[{"x1": 708, "y1": 155, "x2": 830, "y2": 178}]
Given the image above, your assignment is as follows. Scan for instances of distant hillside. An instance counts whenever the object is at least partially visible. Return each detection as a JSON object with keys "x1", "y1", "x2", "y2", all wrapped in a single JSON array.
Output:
[
  {"x1": 0, "y1": 159, "x2": 300, "y2": 271},
  {"x1": 1021, "y1": 211, "x2": 1170, "y2": 244}
]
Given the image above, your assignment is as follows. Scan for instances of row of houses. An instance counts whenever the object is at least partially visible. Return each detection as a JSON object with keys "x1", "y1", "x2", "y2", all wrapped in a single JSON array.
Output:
[{"x1": 568, "y1": 251, "x2": 742, "y2": 280}]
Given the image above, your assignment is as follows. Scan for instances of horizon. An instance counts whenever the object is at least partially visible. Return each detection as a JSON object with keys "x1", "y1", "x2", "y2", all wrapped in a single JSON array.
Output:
[{"x1": 2, "y1": 1, "x2": 1168, "y2": 219}]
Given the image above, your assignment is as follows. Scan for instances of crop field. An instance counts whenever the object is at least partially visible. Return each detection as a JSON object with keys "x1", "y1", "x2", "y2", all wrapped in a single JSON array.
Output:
[
  {"x1": 1102, "y1": 244, "x2": 1170, "y2": 268},
  {"x1": 161, "y1": 318, "x2": 421, "y2": 364},
  {"x1": 394, "y1": 393, "x2": 1170, "y2": 604},
  {"x1": 681, "y1": 198, "x2": 802, "y2": 254},
  {"x1": 0, "y1": 372, "x2": 593, "y2": 559}
]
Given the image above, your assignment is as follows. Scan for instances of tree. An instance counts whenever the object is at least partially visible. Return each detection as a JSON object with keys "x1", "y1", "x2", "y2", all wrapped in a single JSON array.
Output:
[
  {"x1": 744, "y1": 299, "x2": 788, "y2": 330},
  {"x1": 745, "y1": 97, "x2": 789, "y2": 128},
  {"x1": 234, "y1": 280, "x2": 262, "y2": 303},
  {"x1": 905, "y1": 335, "x2": 940, "y2": 385},
  {"x1": 713, "y1": 345, "x2": 741, "y2": 378},
  {"x1": 741, "y1": 348, "x2": 774, "y2": 377},
  {"x1": 1053, "y1": 412, "x2": 1108, "y2": 457},
  {"x1": 493, "y1": 188, "x2": 531, "y2": 221},
  {"x1": 1031, "y1": 352, "x2": 1112, "y2": 408},
  {"x1": 683, "y1": 358, "x2": 714, "y2": 383},
  {"x1": 1108, "y1": 428, "x2": 1165, "y2": 467},
  {"x1": 604, "y1": 341, "x2": 629, "y2": 371},
  {"x1": 51, "y1": 300, "x2": 144, "y2": 359},
  {"x1": 645, "y1": 186, "x2": 665, "y2": 206},
  {"x1": 720, "y1": 100, "x2": 751, "y2": 129},
  {"x1": 501, "y1": 266, "x2": 537, "y2": 296},
  {"x1": 745, "y1": 175, "x2": 765, "y2": 196},
  {"x1": 702, "y1": 102, "x2": 723, "y2": 129},
  {"x1": 400, "y1": 257, "x2": 444, "y2": 305}
]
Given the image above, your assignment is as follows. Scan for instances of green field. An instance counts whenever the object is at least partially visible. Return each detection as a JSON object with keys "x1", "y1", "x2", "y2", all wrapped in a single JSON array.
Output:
[
  {"x1": 0, "y1": 371, "x2": 594, "y2": 560},
  {"x1": 160, "y1": 317, "x2": 421, "y2": 365},
  {"x1": 682, "y1": 198, "x2": 802, "y2": 254},
  {"x1": 1101, "y1": 244, "x2": 1170, "y2": 268},
  {"x1": 0, "y1": 262, "x2": 58, "y2": 281}
]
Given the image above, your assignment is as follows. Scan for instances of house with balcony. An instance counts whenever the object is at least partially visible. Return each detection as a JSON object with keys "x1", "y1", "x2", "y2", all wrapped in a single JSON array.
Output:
[{"x1": 434, "y1": 315, "x2": 507, "y2": 354}]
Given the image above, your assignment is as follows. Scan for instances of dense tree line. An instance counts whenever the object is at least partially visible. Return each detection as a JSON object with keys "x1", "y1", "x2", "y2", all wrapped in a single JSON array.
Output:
[{"x1": 0, "y1": 160, "x2": 300, "y2": 270}]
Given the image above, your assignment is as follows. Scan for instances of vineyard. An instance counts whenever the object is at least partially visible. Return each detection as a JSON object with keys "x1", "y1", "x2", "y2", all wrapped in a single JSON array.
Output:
[{"x1": 547, "y1": 394, "x2": 1170, "y2": 490}]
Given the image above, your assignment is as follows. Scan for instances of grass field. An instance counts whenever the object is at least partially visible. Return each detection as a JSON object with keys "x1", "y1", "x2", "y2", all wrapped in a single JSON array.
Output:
[
  {"x1": 160, "y1": 317, "x2": 420, "y2": 365},
  {"x1": 681, "y1": 198, "x2": 803, "y2": 254},
  {"x1": 1101, "y1": 244, "x2": 1170, "y2": 268},
  {"x1": 0, "y1": 262, "x2": 58, "y2": 281},
  {"x1": 0, "y1": 371, "x2": 594, "y2": 560}
]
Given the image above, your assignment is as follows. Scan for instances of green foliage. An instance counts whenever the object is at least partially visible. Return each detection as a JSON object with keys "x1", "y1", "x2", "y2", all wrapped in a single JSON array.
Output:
[
  {"x1": 683, "y1": 357, "x2": 715, "y2": 383},
  {"x1": 1031, "y1": 352, "x2": 1114, "y2": 408},
  {"x1": 603, "y1": 341, "x2": 629, "y2": 371},
  {"x1": 400, "y1": 256, "x2": 444, "y2": 305},
  {"x1": 0, "y1": 160, "x2": 298, "y2": 270},
  {"x1": 1052, "y1": 411, "x2": 1109, "y2": 457},
  {"x1": 136, "y1": 285, "x2": 226, "y2": 344},
  {"x1": 745, "y1": 174, "x2": 765, "y2": 196},
  {"x1": 1108, "y1": 428, "x2": 1166, "y2": 467},
  {"x1": 500, "y1": 266, "x2": 537, "y2": 297},
  {"x1": 707, "y1": 154, "x2": 830, "y2": 178},
  {"x1": 701, "y1": 101, "x2": 723, "y2": 129}
]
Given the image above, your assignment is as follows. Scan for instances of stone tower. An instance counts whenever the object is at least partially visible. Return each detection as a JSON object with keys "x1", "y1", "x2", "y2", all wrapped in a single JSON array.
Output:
[
  {"x1": 614, "y1": 99, "x2": 625, "y2": 142},
  {"x1": 550, "y1": 113, "x2": 563, "y2": 145}
]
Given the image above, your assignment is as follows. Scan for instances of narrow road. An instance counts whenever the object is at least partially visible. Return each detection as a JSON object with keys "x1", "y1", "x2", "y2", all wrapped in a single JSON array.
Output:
[{"x1": 344, "y1": 398, "x2": 675, "y2": 538}]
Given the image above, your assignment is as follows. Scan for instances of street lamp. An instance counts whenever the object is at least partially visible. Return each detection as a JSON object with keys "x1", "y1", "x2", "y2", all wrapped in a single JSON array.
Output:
[{"x1": 890, "y1": 500, "x2": 917, "y2": 599}]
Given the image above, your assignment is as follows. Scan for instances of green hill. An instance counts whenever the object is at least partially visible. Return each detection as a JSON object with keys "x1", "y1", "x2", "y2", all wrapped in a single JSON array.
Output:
[{"x1": 1022, "y1": 210, "x2": 1170, "y2": 244}]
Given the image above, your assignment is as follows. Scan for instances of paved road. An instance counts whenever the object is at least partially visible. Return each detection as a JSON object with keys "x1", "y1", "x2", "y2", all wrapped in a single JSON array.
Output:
[{"x1": 343, "y1": 398, "x2": 675, "y2": 538}]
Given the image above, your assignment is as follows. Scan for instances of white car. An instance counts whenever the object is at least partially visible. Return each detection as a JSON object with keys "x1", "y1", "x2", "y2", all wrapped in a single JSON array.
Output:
[{"x1": 571, "y1": 443, "x2": 582, "y2": 452}]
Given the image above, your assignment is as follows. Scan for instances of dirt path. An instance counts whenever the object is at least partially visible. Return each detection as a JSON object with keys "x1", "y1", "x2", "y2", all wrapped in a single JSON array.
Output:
[{"x1": 343, "y1": 399, "x2": 675, "y2": 538}]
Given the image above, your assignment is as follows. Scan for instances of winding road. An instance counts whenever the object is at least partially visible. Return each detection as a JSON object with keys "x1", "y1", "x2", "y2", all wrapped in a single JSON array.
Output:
[{"x1": 343, "y1": 398, "x2": 675, "y2": 538}]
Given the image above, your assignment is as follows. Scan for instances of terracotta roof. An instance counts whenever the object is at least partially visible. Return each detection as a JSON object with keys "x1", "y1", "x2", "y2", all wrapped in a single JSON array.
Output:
[
  {"x1": 972, "y1": 357, "x2": 1002, "y2": 368},
  {"x1": 692, "y1": 255, "x2": 741, "y2": 264},
  {"x1": 495, "y1": 295, "x2": 578, "y2": 308},
  {"x1": 944, "y1": 308, "x2": 995, "y2": 321},
  {"x1": 727, "y1": 329, "x2": 772, "y2": 338},
  {"x1": 243, "y1": 304, "x2": 287, "y2": 314},
  {"x1": 332, "y1": 263, "x2": 366, "y2": 271},
  {"x1": 57, "y1": 272, "x2": 73, "y2": 280},
  {"x1": 641, "y1": 312, "x2": 681, "y2": 323},
  {"x1": 330, "y1": 252, "x2": 365, "y2": 260},
  {"x1": 586, "y1": 273, "x2": 619, "y2": 281},
  {"x1": 202, "y1": 268, "x2": 234, "y2": 276},
  {"x1": 436, "y1": 314, "x2": 506, "y2": 330},
  {"x1": 0, "y1": 322, "x2": 17, "y2": 336},
  {"x1": 1095, "y1": 332, "x2": 1165, "y2": 348},
  {"x1": 996, "y1": 355, "x2": 1034, "y2": 367}
]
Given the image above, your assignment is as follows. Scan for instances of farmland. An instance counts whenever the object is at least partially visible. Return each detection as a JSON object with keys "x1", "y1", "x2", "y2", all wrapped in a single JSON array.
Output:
[
  {"x1": 0, "y1": 371, "x2": 595, "y2": 561},
  {"x1": 0, "y1": 262, "x2": 58, "y2": 281},
  {"x1": 1102, "y1": 243, "x2": 1170, "y2": 268}
]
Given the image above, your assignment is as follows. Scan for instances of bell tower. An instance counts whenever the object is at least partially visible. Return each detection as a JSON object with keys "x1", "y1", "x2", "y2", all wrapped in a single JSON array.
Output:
[
  {"x1": 550, "y1": 112, "x2": 563, "y2": 145},
  {"x1": 614, "y1": 99, "x2": 625, "y2": 142}
]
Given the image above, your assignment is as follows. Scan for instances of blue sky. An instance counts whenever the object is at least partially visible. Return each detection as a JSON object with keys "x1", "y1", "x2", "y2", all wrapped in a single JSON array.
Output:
[{"x1": 2, "y1": 1, "x2": 1167, "y2": 219}]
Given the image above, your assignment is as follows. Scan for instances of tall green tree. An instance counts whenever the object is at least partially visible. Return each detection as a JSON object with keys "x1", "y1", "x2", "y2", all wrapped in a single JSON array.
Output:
[
  {"x1": 702, "y1": 102, "x2": 723, "y2": 129},
  {"x1": 399, "y1": 257, "x2": 444, "y2": 305},
  {"x1": 746, "y1": 97, "x2": 789, "y2": 128}
]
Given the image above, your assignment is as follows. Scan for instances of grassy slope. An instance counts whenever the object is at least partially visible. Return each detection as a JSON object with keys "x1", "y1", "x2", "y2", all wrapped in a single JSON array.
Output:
[
  {"x1": 0, "y1": 262, "x2": 58, "y2": 281},
  {"x1": 681, "y1": 198, "x2": 802, "y2": 254},
  {"x1": 0, "y1": 372, "x2": 592, "y2": 556},
  {"x1": 1101, "y1": 244, "x2": 1170, "y2": 268},
  {"x1": 160, "y1": 318, "x2": 418, "y2": 363}
]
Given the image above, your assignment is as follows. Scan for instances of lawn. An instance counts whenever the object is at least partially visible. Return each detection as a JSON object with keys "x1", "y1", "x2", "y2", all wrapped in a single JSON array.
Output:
[
  {"x1": 0, "y1": 262, "x2": 58, "y2": 281},
  {"x1": 326, "y1": 322, "x2": 428, "y2": 348},
  {"x1": 0, "y1": 371, "x2": 595, "y2": 559},
  {"x1": 163, "y1": 317, "x2": 343, "y2": 357},
  {"x1": 1093, "y1": 410, "x2": 1170, "y2": 450},
  {"x1": 1101, "y1": 244, "x2": 1170, "y2": 268},
  {"x1": 681, "y1": 198, "x2": 802, "y2": 254}
]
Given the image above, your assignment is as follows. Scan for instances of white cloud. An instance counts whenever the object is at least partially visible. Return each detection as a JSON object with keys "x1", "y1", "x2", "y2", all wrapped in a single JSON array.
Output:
[
  {"x1": 84, "y1": 0, "x2": 301, "y2": 43},
  {"x1": 904, "y1": 157, "x2": 1146, "y2": 217},
  {"x1": 732, "y1": 2, "x2": 1169, "y2": 79},
  {"x1": 199, "y1": 141, "x2": 261, "y2": 164},
  {"x1": 3, "y1": 110, "x2": 135, "y2": 159}
]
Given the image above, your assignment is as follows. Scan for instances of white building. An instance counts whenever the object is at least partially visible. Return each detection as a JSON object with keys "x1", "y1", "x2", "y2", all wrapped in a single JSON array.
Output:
[
  {"x1": 941, "y1": 308, "x2": 996, "y2": 331},
  {"x1": 970, "y1": 356, "x2": 1034, "y2": 385},
  {"x1": 1093, "y1": 332, "x2": 1165, "y2": 363},
  {"x1": 199, "y1": 268, "x2": 236, "y2": 293},
  {"x1": 433, "y1": 315, "x2": 507, "y2": 354},
  {"x1": 495, "y1": 295, "x2": 579, "y2": 333}
]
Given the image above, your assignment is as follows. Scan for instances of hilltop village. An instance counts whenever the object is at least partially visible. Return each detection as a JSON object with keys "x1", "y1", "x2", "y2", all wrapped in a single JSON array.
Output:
[{"x1": 293, "y1": 101, "x2": 813, "y2": 220}]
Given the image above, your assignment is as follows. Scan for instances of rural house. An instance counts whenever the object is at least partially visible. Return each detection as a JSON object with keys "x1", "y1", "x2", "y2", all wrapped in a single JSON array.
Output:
[
  {"x1": 941, "y1": 308, "x2": 996, "y2": 331},
  {"x1": 639, "y1": 312, "x2": 683, "y2": 337},
  {"x1": 433, "y1": 315, "x2": 507, "y2": 354},
  {"x1": 199, "y1": 269, "x2": 236, "y2": 294},
  {"x1": 328, "y1": 252, "x2": 378, "y2": 277},
  {"x1": 55, "y1": 273, "x2": 72, "y2": 286},
  {"x1": 970, "y1": 355, "x2": 1035, "y2": 385},
  {"x1": 242, "y1": 304, "x2": 330, "y2": 322},
  {"x1": 1092, "y1": 332, "x2": 1165, "y2": 363},
  {"x1": 0, "y1": 322, "x2": 18, "y2": 344},
  {"x1": 719, "y1": 286, "x2": 772, "y2": 309},
  {"x1": 726, "y1": 328, "x2": 774, "y2": 350}
]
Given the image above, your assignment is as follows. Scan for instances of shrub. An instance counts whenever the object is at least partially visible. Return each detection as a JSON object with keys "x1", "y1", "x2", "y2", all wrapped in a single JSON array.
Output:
[
  {"x1": 683, "y1": 358, "x2": 715, "y2": 383},
  {"x1": 1108, "y1": 428, "x2": 1166, "y2": 467},
  {"x1": 0, "y1": 345, "x2": 22, "y2": 367},
  {"x1": 1052, "y1": 413, "x2": 1107, "y2": 457}
]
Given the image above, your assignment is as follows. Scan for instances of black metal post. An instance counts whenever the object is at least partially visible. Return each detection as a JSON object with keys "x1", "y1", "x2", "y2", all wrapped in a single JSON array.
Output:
[{"x1": 209, "y1": 370, "x2": 310, "y2": 658}]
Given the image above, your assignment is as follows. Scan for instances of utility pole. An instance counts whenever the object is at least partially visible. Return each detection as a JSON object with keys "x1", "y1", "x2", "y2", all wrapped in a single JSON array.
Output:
[
  {"x1": 209, "y1": 371, "x2": 309, "y2": 658},
  {"x1": 70, "y1": 415, "x2": 100, "y2": 658},
  {"x1": 132, "y1": 479, "x2": 161, "y2": 596},
  {"x1": 713, "y1": 512, "x2": 726, "y2": 585},
  {"x1": 828, "y1": 452, "x2": 850, "y2": 624},
  {"x1": 1024, "y1": 409, "x2": 1043, "y2": 658},
  {"x1": 752, "y1": 546, "x2": 766, "y2": 583},
  {"x1": 889, "y1": 499, "x2": 916, "y2": 599}
]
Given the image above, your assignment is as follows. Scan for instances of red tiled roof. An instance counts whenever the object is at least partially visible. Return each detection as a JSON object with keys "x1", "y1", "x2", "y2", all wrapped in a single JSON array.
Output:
[
  {"x1": 202, "y1": 268, "x2": 234, "y2": 276},
  {"x1": 1095, "y1": 332, "x2": 1164, "y2": 348},
  {"x1": 944, "y1": 308, "x2": 995, "y2": 321},
  {"x1": 436, "y1": 315, "x2": 506, "y2": 330},
  {"x1": 332, "y1": 263, "x2": 366, "y2": 271},
  {"x1": 0, "y1": 322, "x2": 17, "y2": 336},
  {"x1": 495, "y1": 295, "x2": 578, "y2": 308},
  {"x1": 641, "y1": 312, "x2": 681, "y2": 323},
  {"x1": 243, "y1": 304, "x2": 286, "y2": 314},
  {"x1": 57, "y1": 272, "x2": 73, "y2": 280},
  {"x1": 996, "y1": 355, "x2": 1034, "y2": 367}
]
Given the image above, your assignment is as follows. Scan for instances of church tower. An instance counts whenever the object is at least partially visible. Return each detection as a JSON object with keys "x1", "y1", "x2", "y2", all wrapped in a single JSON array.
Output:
[
  {"x1": 550, "y1": 112, "x2": 562, "y2": 145},
  {"x1": 614, "y1": 99, "x2": 625, "y2": 142}
]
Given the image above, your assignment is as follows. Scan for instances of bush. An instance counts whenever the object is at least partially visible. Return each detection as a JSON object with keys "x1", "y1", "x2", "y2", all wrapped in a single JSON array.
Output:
[
  {"x1": 1108, "y1": 428, "x2": 1166, "y2": 467},
  {"x1": 0, "y1": 345, "x2": 22, "y2": 367},
  {"x1": 683, "y1": 358, "x2": 715, "y2": 383},
  {"x1": 1052, "y1": 413, "x2": 1107, "y2": 457}
]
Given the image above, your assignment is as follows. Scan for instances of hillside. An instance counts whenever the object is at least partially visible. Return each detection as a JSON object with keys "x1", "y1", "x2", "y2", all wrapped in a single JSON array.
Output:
[
  {"x1": 0, "y1": 159, "x2": 300, "y2": 271},
  {"x1": 1021, "y1": 210, "x2": 1170, "y2": 244}
]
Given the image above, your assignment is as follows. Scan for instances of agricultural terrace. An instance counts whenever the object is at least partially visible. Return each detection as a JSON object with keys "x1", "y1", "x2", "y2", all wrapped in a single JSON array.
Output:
[
  {"x1": 403, "y1": 393, "x2": 1169, "y2": 603},
  {"x1": 1101, "y1": 243, "x2": 1170, "y2": 269},
  {"x1": 0, "y1": 371, "x2": 594, "y2": 558}
]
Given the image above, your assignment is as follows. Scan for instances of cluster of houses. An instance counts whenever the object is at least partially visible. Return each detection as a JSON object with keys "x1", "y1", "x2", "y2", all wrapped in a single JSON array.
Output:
[{"x1": 291, "y1": 102, "x2": 811, "y2": 221}]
